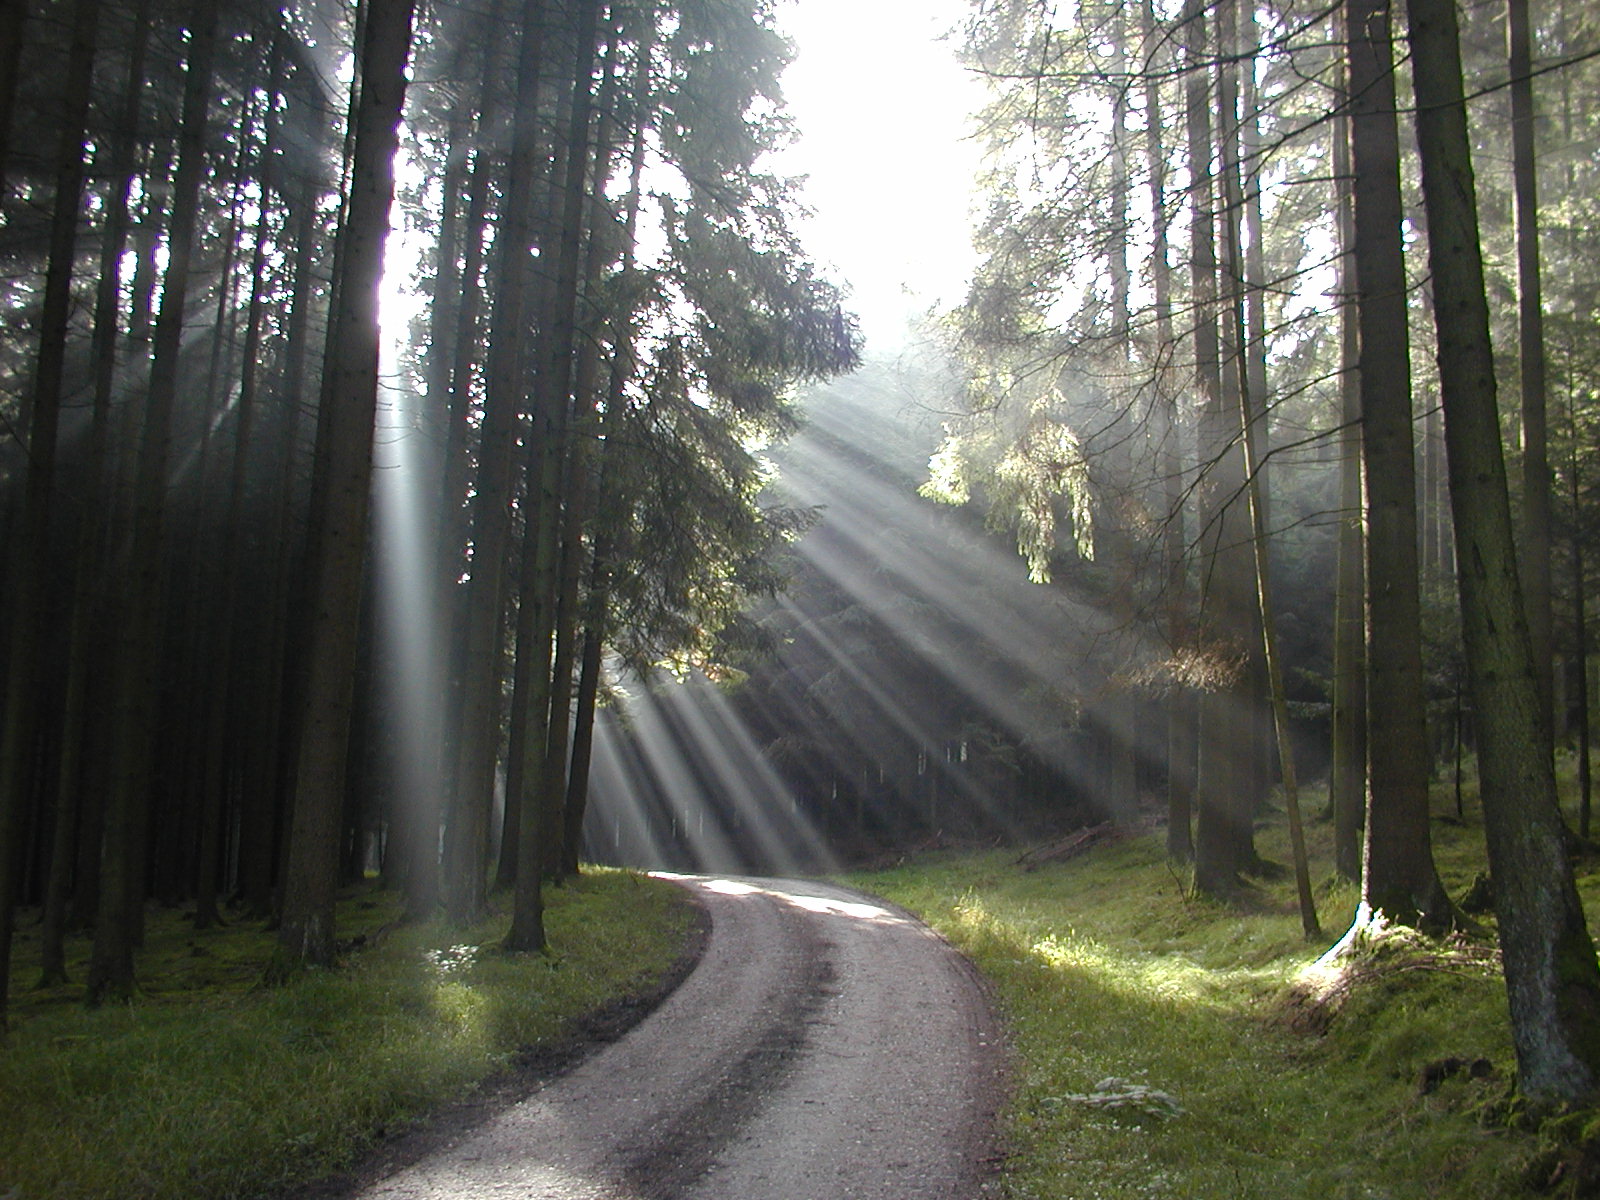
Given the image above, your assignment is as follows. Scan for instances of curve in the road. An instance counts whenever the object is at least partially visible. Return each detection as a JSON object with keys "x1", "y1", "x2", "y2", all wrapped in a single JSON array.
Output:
[{"x1": 352, "y1": 875, "x2": 1006, "y2": 1200}]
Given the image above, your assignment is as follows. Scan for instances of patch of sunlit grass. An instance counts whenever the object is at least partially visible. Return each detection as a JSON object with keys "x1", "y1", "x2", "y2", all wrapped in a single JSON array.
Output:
[
  {"x1": 847, "y1": 776, "x2": 1556, "y2": 1200},
  {"x1": 1, "y1": 869, "x2": 695, "y2": 1200}
]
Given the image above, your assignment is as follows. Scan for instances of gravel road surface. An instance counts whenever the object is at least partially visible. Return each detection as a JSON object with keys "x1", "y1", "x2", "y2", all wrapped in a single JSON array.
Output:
[{"x1": 349, "y1": 875, "x2": 1005, "y2": 1200}]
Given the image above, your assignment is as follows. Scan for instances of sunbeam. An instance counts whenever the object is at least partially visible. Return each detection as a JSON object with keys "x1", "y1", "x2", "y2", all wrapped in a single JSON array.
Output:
[{"x1": 585, "y1": 361, "x2": 1172, "y2": 871}]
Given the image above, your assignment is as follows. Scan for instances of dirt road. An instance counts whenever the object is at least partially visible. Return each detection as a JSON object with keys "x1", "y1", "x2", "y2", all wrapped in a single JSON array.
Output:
[{"x1": 349, "y1": 875, "x2": 1005, "y2": 1199}]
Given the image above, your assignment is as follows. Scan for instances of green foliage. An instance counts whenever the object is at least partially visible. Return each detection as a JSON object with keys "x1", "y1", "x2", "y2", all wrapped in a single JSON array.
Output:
[
  {"x1": 846, "y1": 786, "x2": 1575, "y2": 1199},
  {"x1": 1, "y1": 871, "x2": 693, "y2": 1200},
  {"x1": 922, "y1": 382, "x2": 1096, "y2": 582}
]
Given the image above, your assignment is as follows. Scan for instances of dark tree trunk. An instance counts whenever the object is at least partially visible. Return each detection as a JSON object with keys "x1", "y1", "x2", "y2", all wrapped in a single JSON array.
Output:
[
  {"x1": 0, "y1": 0, "x2": 24, "y2": 199},
  {"x1": 1407, "y1": 0, "x2": 1600, "y2": 1106},
  {"x1": 449, "y1": 0, "x2": 548, "y2": 923},
  {"x1": 0, "y1": 0, "x2": 100, "y2": 1022},
  {"x1": 1507, "y1": 0, "x2": 1554, "y2": 736},
  {"x1": 277, "y1": 0, "x2": 416, "y2": 970},
  {"x1": 1345, "y1": 0, "x2": 1452, "y2": 930},
  {"x1": 1142, "y1": 0, "x2": 1192, "y2": 864},
  {"x1": 1186, "y1": 0, "x2": 1257, "y2": 896},
  {"x1": 505, "y1": 0, "x2": 602, "y2": 952},
  {"x1": 89, "y1": 0, "x2": 221, "y2": 1005},
  {"x1": 1330, "y1": 38, "x2": 1366, "y2": 882}
]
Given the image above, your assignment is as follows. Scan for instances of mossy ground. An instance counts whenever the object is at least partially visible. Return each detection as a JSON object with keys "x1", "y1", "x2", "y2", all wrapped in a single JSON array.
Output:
[
  {"x1": 1, "y1": 869, "x2": 694, "y2": 1200},
  {"x1": 847, "y1": 756, "x2": 1600, "y2": 1200}
]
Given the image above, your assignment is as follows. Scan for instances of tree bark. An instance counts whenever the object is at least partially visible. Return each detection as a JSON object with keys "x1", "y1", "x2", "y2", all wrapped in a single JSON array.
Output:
[
  {"x1": 277, "y1": 0, "x2": 416, "y2": 970},
  {"x1": 1508, "y1": 0, "x2": 1554, "y2": 736},
  {"x1": 1345, "y1": 0, "x2": 1452, "y2": 930},
  {"x1": 1330, "y1": 35, "x2": 1367, "y2": 882},
  {"x1": 1144, "y1": 0, "x2": 1193, "y2": 864},
  {"x1": 1407, "y1": 0, "x2": 1600, "y2": 1105},
  {"x1": 1187, "y1": 0, "x2": 1258, "y2": 896},
  {"x1": 89, "y1": 0, "x2": 221, "y2": 1005},
  {"x1": 0, "y1": 0, "x2": 100, "y2": 1021},
  {"x1": 507, "y1": 0, "x2": 603, "y2": 952},
  {"x1": 447, "y1": 0, "x2": 547, "y2": 925}
]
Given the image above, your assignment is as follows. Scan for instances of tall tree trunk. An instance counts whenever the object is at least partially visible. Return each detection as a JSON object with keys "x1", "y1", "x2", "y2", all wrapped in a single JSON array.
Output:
[
  {"x1": 88, "y1": 0, "x2": 221, "y2": 1005},
  {"x1": 1103, "y1": 1, "x2": 1139, "y2": 825},
  {"x1": 507, "y1": 0, "x2": 602, "y2": 952},
  {"x1": 1572, "y1": 427, "x2": 1592, "y2": 838},
  {"x1": 237, "y1": 145, "x2": 325, "y2": 918},
  {"x1": 1344, "y1": 0, "x2": 1452, "y2": 931},
  {"x1": 1216, "y1": 0, "x2": 1317, "y2": 936},
  {"x1": 561, "y1": 33, "x2": 653, "y2": 878},
  {"x1": 276, "y1": 0, "x2": 416, "y2": 970},
  {"x1": 0, "y1": 0, "x2": 100, "y2": 1022},
  {"x1": 1142, "y1": 0, "x2": 1192, "y2": 863},
  {"x1": 1330, "y1": 41, "x2": 1367, "y2": 882},
  {"x1": 447, "y1": 0, "x2": 547, "y2": 925},
  {"x1": 542, "y1": 27, "x2": 624, "y2": 883},
  {"x1": 0, "y1": 0, "x2": 24, "y2": 200},
  {"x1": 1406, "y1": 0, "x2": 1600, "y2": 1105},
  {"x1": 1189, "y1": 0, "x2": 1258, "y2": 896},
  {"x1": 1508, "y1": 0, "x2": 1554, "y2": 736}
]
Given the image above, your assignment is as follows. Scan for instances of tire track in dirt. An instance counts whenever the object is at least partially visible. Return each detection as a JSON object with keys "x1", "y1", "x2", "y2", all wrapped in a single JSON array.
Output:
[{"x1": 339, "y1": 875, "x2": 1004, "y2": 1200}]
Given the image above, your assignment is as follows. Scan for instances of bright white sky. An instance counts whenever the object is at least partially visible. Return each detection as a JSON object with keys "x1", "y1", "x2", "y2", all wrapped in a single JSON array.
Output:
[{"x1": 770, "y1": 0, "x2": 985, "y2": 354}]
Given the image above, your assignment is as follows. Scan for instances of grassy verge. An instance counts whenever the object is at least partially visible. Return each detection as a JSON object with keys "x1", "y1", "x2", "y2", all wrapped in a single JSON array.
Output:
[
  {"x1": 2, "y1": 869, "x2": 695, "y2": 1200},
  {"x1": 846, "y1": 765, "x2": 1600, "y2": 1200}
]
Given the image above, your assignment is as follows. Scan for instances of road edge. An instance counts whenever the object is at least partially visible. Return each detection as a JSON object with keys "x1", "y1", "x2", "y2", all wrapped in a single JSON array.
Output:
[{"x1": 284, "y1": 883, "x2": 714, "y2": 1200}]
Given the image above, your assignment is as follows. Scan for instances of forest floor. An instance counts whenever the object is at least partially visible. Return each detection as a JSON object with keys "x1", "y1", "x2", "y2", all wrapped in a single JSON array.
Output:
[
  {"x1": 311, "y1": 875, "x2": 1005, "y2": 1200},
  {"x1": 0, "y1": 869, "x2": 698, "y2": 1199},
  {"x1": 7, "y1": 757, "x2": 1600, "y2": 1200},
  {"x1": 846, "y1": 752, "x2": 1600, "y2": 1200}
]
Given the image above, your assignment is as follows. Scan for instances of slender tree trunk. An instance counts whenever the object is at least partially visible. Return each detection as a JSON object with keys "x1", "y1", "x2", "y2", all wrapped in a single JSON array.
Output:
[
  {"x1": 1344, "y1": 0, "x2": 1452, "y2": 931},
  {"x1": 41, "y1": 0, "x2": 154, "y2": 978},
  {"x1": 507, "y1": 0, "x2": 603, "y2": 951},
  {"x1": 1215, "y1": 0, "x2": 1317, "y2": 936},
  {"x1": 1330, "y1": 35, "x2": 1367, "y2": 881},
  {"x1": 1573, "y1": 449, "x2": 1592, "y2": 838},
  {"x1": 561, "y1": 34, "x2": 653, "y2": 877},
  {"x1": 1407, "y1": 0, "x2": 1600, "y2": 1105},
  {"x1": 89, "y1": 0, "x2": 221, "y2": 1005},
  {"x1": 1189, "y1": 0, "x2": 1258, "y2": 895},
  {"x1": 276, "y1": 0, "x2": 416, "y2": 970},
  {"x1": 0, "y1": 0, "x2": 100, "y2": 1022},
  {"x1": 0, "y1": 0, "x2": 24, "y2": 200},
  {"x1": 238, "y1": 153, "x2": 324, "y2": 918},
  {"x1": 1141, "y1": 0, "x2": 1192, "y2": 862},
  {"x1": 541, "y1": 30, "x2": 622, "y2": 883},
  {"x1": 1508, "y1": 0, "x2": 1554, "y2": 738},
  {"x1": 1103, "y1": 4, "x2": 1139, "y2": 825},
  {"x1": 447, "y1": 0, "x2": 547, "y2": 925}
]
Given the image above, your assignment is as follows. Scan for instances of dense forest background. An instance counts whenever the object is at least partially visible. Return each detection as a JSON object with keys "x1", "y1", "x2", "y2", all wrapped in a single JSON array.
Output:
[{"x1": 5, "y1": 0, "x2": 1600, "y2": 1106}]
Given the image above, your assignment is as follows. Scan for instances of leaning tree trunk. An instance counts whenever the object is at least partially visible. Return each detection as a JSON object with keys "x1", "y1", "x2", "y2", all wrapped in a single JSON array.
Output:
[
  {"x1": 276, "y1": 0, "x2": 416, "y2": 970},
  {"x1": 1406, "y1": 0, "x2": 1600, "y2": 1106}
]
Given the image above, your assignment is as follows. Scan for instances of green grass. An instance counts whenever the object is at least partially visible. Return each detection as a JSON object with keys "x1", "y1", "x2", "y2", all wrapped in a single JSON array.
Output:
[
  {"x1": 1, "y1": 869, "x2": 694, "y2": 1200},
  {"x1": 844, "y1": 767, "x2": 1600, "y2": 1200}
]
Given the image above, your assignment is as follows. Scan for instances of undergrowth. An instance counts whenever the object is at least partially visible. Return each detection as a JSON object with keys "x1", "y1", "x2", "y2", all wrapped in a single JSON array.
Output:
[
  {"x1": 847, "y1": 760, "x2": 1600, "y2": 1200},
  {"x1": 0, "y1": 869, "x2": 693, "y2": 1200}
]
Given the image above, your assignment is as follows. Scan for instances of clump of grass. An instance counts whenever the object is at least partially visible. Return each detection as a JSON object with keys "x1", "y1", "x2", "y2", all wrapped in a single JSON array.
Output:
[
  {"x1": 849, "y1": 786, "x2": 1549, "y2": 1200},
  {"x1": 2, "y1": 869, "x2": 694, "y2": 1200}
]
